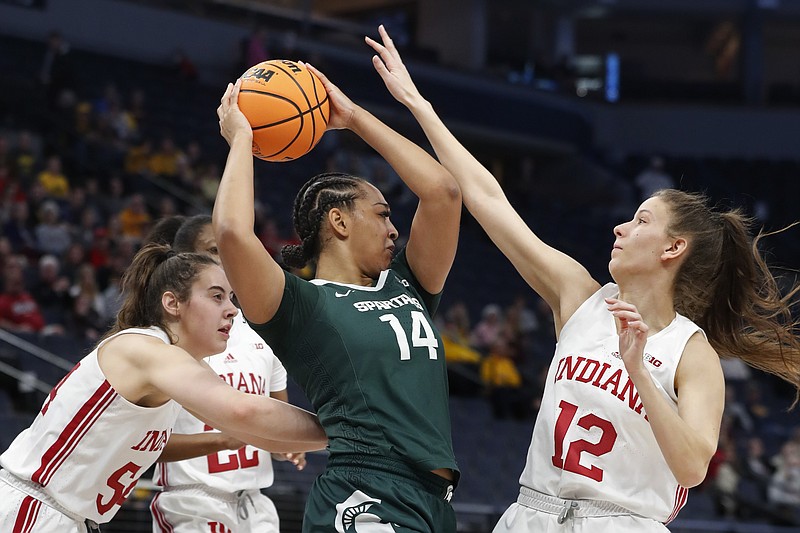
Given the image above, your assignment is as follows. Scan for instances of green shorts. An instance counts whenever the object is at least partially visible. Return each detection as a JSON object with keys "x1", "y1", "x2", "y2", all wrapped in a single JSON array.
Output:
[{"x1": 302, "y1": 454, "x2": 457, "y2": 533}]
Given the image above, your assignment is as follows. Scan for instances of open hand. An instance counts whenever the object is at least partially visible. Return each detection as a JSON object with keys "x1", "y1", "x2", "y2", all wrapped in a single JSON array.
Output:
[{"x1": 365, "y1": 25, "x2": 423, "y2": 107}]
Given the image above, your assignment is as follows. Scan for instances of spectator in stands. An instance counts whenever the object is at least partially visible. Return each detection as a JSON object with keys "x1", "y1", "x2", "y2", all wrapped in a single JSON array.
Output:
[
  {"x1": 34, "y1": 200, "x2": 71, "y2": 257},
  {"x1": 65, "y1": 292, "x2": 106, "y2": 341},
  {"x1": 439, "y1": 301, "x2": 482, "y2": 396},
  {"x1": 370, "y1": 24, "x2": 800, "y2": 531},
  {"x1": 37, "y1": 155, "x2": 70, "y2": 199},
  {"x1": 0, "y1": 255, "x2": 46, "y2": 334},
  {"x1": 10, "y1": 130, "x2": 37, "y2": 185},
  {"x1": 171, "y1": 48, "x2": 198, "y2": 81},
  {"x1": 117, "y1": 193, "x2": 152, "y2": 242},
  {"x1": 480, "y1": 335, "x2": 528, "y2": 419},
  {"x1": 740, "y1": 436, "x2": 775, "y2": 504},
  {"x1": 68, "y1": 262, "x2": 106, "y2": 322},
  {"x1": 3, "y1": 201, "x2": 37, "y2": 256},
  {"x1": 30, "y1": 254, "x2": 70, "y2": 326},
  {"x1": 768, "y1": 440, "x2": 800, "y2": 525},
  {"x1": 241, "y1": 26, "x2": 270, "y2": 73},
  {"x1": 149, "y1": 136, "x2": 183, "y2": 177},
  {"x1": 634, "y1": 155, "x2": 675, "y2": 201},
  {"x1": 470, "y1": 303, "x2": 505, "y2": 353}
]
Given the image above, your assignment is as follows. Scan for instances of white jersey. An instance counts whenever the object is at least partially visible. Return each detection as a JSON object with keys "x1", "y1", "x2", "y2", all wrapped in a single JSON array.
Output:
[
  {"x1": 520, "y1": 283, "x2": 702, "y2": 523},
  {"x1": 153, "y1": 313, "x2": 287, "y2": 492},
  {"x1": 0, "y1": 327, "x2": 182, "y2": 524}
]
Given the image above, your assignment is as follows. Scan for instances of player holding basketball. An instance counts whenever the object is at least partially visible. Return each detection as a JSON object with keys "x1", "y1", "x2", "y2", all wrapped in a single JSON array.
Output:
[
  {"x1": 149, "y1": 215, "x2": 305, "y2": 533},
  {"x1": 366, "y1": 25, "x2": 800, "y2": 532},
  {"x1": 213, "y1": 66, "x2": 462, "y2": 531},
  {"x1": 0, "y1": 244, "x2": 326, "y2": 532}
]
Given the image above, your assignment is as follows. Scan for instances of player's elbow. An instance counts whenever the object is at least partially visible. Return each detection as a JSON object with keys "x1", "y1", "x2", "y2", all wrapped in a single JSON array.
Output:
[{"x1": 675, "y1": 448, "x2": 715, "y2": 488}]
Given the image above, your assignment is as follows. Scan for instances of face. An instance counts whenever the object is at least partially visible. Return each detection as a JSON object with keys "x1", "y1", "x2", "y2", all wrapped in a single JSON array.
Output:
[
  {"x1": 195, "y1": 224, "x2": 219, "y2": 256},
  {"x1": 608, "y1": 196, "x2": 675, "y2": 280},
  {"x1": 171, "y1": 264, "x2": 237, "y2": 357},
  {"x1": 347, "y1": 184, "x2": 398, "y2": 277}
]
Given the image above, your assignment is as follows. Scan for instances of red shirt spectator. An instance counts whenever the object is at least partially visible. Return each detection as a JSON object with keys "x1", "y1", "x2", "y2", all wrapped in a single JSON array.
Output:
[{"x1": 0, "y1": 256, "x2": 45, "y2": 333}]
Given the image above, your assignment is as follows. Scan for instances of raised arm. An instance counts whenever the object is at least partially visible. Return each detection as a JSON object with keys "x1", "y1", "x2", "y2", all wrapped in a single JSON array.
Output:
[
  {"x1": 365, "y1": 26, "x2": 599, "y2": 330},
  {"x1": 306, "y1": 64, "x2": 461, "y2": 294},
  {"x1": 213, "y1": 79, "x2": 286, "y2": 324}
]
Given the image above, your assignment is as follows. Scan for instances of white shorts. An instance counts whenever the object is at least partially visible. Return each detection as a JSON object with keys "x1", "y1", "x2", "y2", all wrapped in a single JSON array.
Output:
[
  {"x1": 492, "y1": 488, "x2": 670, "y2": 533},
  {"x1": 150, "y1": 486, "x2": 279, "y2": 533},
  {"x1": 0, "y1": 480, "x2": 93, "y2": 533}
]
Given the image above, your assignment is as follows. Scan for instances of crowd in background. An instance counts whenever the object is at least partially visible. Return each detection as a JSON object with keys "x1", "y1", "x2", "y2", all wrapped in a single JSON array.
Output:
[{"x1": 1, "y1": 28, "x2": 799, "y2": 526}]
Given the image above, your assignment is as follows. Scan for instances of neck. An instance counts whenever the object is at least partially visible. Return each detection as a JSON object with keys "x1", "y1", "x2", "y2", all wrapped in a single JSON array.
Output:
[
  {"x1": 616, "y1": 277, "x2": 677, "y2": 334},
  {"x1": 316, "y1": 253, "x2": 374, "y2": 286}
]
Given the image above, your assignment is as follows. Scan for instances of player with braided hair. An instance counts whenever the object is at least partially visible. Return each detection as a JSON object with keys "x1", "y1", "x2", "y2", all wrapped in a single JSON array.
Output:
[{"x1": 213, "y1": 60, "x2": 462, "y2": 531}]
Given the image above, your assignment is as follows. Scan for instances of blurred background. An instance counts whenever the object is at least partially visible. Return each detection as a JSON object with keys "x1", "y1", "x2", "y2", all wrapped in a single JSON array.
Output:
[{"x1": 1, "y1": 0, "x2": 799, "y2": 531}]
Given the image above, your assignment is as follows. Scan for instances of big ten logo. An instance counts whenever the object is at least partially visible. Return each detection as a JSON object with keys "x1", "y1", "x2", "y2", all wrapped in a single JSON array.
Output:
[{"x1": 644, "y1": 353, "x2": 662, "y2": 367}]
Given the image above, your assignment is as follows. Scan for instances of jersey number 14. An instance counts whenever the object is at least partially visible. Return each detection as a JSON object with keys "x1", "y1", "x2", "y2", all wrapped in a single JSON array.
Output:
[{"x1": 379, "y1": 311, "x2": 439, "y2": 360}]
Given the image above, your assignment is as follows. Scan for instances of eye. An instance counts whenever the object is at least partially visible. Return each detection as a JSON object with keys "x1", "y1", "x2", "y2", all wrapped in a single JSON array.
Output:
[
  {"x1": 208, "y1": 246, "x2": 219, "y2": 255},
  {"x1": 637, "y1": 217, "x2": 646, "y2": 224},
  {"x1": 380, "y1": 211, "x2": 391, "y2": 218}
]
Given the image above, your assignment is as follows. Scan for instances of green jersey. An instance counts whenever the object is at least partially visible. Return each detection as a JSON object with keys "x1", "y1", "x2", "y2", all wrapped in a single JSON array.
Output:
[{"x1": 251, "y1": 249, "x2": 458, "y2": 474}]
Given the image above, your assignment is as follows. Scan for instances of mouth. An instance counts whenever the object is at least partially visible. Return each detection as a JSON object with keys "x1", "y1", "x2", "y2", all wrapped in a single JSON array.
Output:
[
  {"x1": 387, "y1": 244, "x2": 396, "y2": 253},
  {"x1": 218, "y1": 324, "x2": 232, "y2": 339}
]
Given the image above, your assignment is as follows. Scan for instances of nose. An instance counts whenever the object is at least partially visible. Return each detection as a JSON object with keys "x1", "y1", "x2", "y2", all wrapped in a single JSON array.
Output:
[
  {"x1": 388, "y1": 222, "x2": 399, "y2": 241},
  {"x1": 225, "y1": 301, "x2": 238, "y2": 319},
  {"x1": 613, "y1": 222, "x2": 625, "y2": 237}
]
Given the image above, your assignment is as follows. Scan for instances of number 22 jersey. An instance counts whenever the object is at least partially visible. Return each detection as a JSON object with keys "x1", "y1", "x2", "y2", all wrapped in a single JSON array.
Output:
[{"x1": 521, "y1": 283, "x2": 702, "y2": 523}]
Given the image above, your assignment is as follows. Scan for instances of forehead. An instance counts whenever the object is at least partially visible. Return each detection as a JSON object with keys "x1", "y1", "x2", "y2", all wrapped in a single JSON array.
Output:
[
  {"x1": 637, "y1": 196, "x2": 670, "y2": 218},
  {"x1": 196, "y1": 225, "x2": 216, "y2": 247},
  {"x1": 358, "y1": 183, "x2": 388, "y2": 206},
  {"x1": 194, "y1": 264, "x2": 231, "y2": 293}
]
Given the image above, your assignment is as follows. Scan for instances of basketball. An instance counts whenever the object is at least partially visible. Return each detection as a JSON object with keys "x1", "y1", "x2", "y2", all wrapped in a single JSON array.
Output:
[{"x1": 237, "y1": 59, "x2": 330, "y2": 162}]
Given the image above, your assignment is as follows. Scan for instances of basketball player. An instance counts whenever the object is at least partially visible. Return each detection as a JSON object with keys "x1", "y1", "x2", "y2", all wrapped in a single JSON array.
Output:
[
  {"x1": 366, "y1": 25, "x2": 800, "y2": 532},
  {"x1": 0, "y1": 244, "x2": 326, "y2": 532},
  {"x1": 213, "y1": 69, "x2": 462, "y2": 531},
  {"x1": 149, "y1": 215, "x2": 305, "y2": 533}
]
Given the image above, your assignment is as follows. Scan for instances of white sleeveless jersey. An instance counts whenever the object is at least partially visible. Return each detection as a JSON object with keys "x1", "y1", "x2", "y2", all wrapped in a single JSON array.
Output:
[
  {"x1": 153, "y1": 313, "x2": 288, "y2": 492},
  {"x1": 520, "y1": 283, "x2": 702, "y2": 523},
  {"x1": 0, "y1": 327, "x2": 182, "y2": 524}
]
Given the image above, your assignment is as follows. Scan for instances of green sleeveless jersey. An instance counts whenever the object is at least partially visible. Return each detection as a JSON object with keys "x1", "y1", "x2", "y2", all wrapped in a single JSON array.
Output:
[{"x1": 250, "y1": 249, "x2": 458, "y2": 474}]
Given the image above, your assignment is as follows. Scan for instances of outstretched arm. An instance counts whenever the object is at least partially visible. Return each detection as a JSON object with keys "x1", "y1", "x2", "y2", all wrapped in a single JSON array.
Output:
[
  {"x1": 213, "y1": 79, "x2": 286, "y2": 324},
  {"x1": 306, "y1": 64, "x2": 461, "y2": 294},
  {"x1": 366, "y1": 25, "x2": 599, "y2": 331}
]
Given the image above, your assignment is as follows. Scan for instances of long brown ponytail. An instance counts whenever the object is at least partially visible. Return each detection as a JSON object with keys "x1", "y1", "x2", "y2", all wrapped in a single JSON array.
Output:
[{"x1": 657, "y1": 190, "x2": 800, "y2": 404}]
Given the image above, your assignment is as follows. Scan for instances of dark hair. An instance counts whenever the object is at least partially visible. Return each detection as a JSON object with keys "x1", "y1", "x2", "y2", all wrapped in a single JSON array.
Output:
[
  {"x1": 144, "y1": 215, "x2": 186, "y2": 246},
  {"x1": 656, "y1": 190, "x2": 800, "y2": 402},
  {"x1": 174, "y1": 215, "x2": 212, "y2": 253},
  {"x1": 281, "y1": 172, "x2": 368, "y2": 268},
  {"x1": 102, "y1": 243, "x2": 218, "y2": 344}
]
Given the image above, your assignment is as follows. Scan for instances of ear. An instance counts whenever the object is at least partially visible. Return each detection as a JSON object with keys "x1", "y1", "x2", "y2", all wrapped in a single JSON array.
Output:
[
  {"x1": 661, "y1": 237, "x2": 688, "y2": 262},
  {"x1": 326, "y1": 207, "x2": 349, "y2": 239},
  {"x1": 162, "y1": 291, "x2": 180, "y2": 318}
]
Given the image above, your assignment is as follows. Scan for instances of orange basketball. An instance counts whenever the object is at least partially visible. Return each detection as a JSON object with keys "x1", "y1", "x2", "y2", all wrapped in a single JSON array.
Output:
[{"x1": 237, "y1": 60, "x2": 330, "y2": 162}]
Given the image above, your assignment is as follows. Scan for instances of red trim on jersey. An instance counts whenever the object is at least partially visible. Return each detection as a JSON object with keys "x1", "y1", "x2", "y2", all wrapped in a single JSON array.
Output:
[
  {"x1": 149, "y1": 492, "x2": 175, "y2": 533},
  {"x1": 13, "y1": 495, "x2": 41, "y2": 533},
  {"x1": 32, "y1": 380, "x2": 116, "y2": 486},
  {"x1": 157, "y1": 462, "x2": 168, "y2": 487},
  {"x1": 665, "y1": 485, "x2": 688, "y2": 524}
]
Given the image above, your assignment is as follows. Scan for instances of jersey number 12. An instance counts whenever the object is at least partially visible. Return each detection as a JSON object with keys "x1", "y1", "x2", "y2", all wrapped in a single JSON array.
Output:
[{"x1": 552, "y1": 400, "x2": 617, "y2": 482}]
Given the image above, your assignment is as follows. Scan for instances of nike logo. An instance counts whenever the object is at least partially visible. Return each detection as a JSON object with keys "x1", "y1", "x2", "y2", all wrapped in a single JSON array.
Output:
[{"x1": 335, "y1": 290, "x2": 352, "y2": 298}]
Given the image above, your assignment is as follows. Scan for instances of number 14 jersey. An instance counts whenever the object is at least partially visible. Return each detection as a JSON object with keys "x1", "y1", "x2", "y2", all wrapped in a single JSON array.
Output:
[{"x1": 521, "y1": 283, "x2": 702, "y2": 523}]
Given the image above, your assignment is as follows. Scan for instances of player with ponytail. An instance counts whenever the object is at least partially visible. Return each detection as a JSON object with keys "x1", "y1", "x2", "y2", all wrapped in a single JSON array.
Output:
[
  {"x1": 366, "y1": 24, "x2": 799, "y2": 533},
  {"x1": 0, "y1": 243, "x2": 325, "y2": 532}
]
